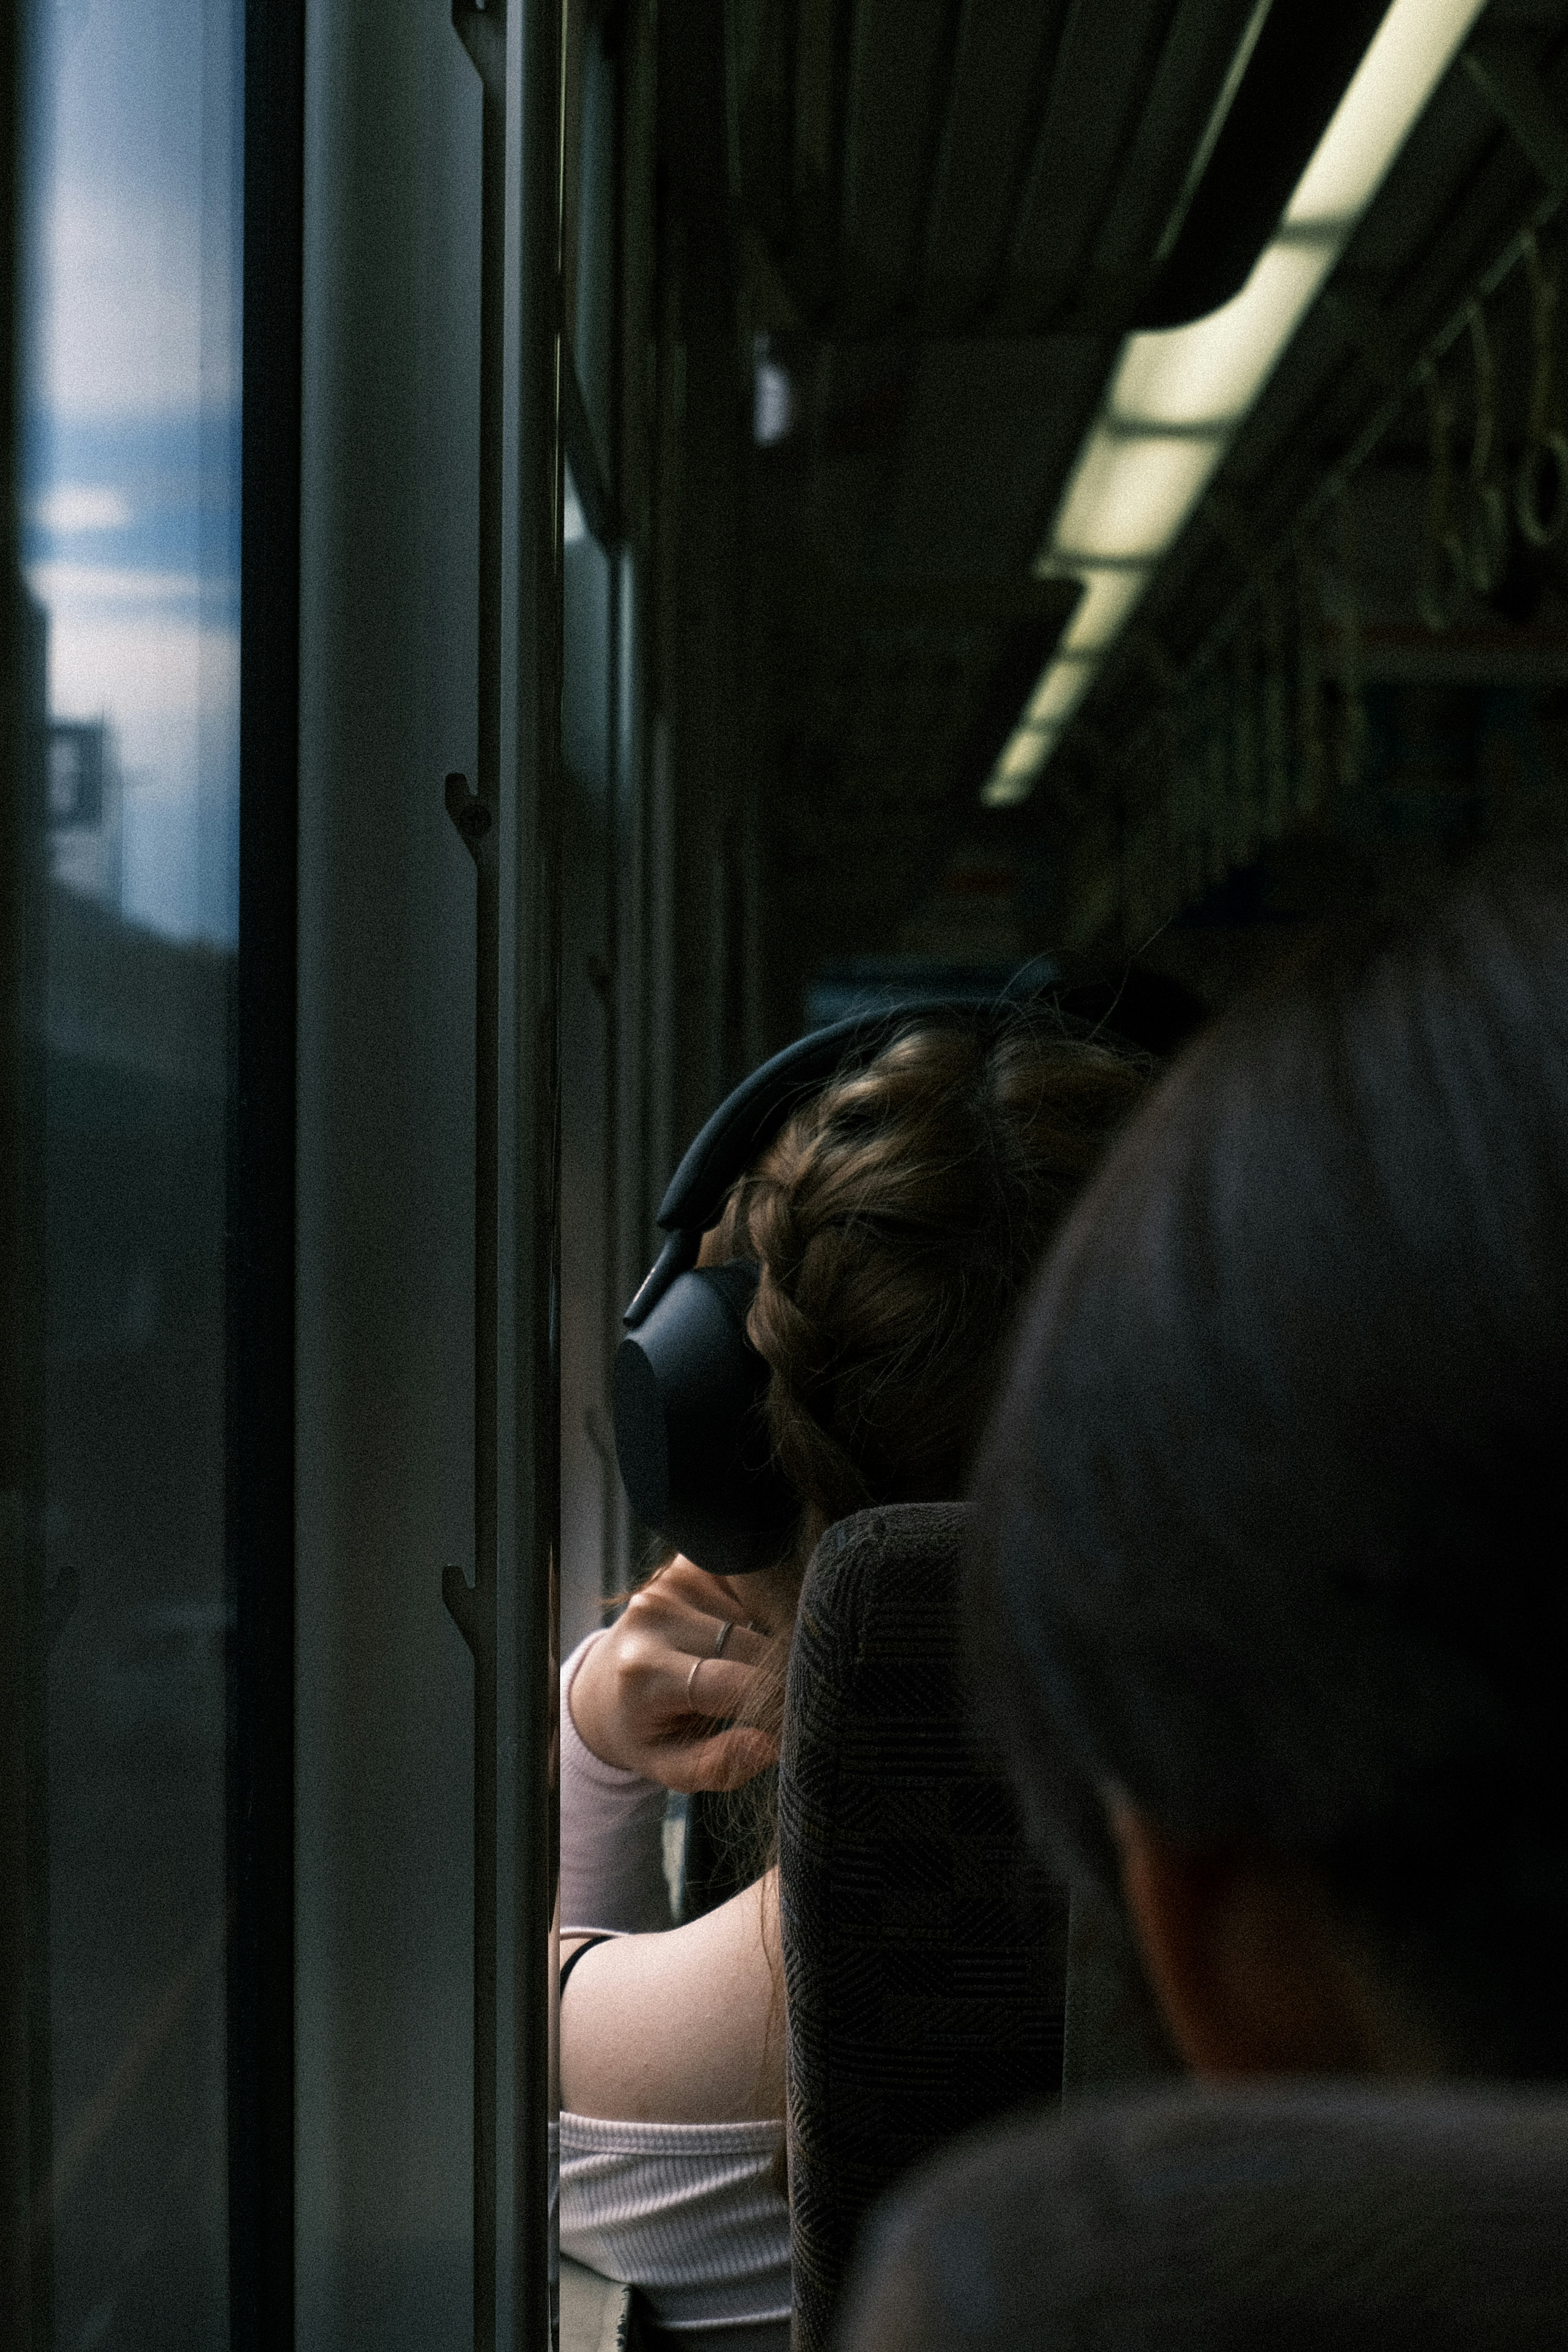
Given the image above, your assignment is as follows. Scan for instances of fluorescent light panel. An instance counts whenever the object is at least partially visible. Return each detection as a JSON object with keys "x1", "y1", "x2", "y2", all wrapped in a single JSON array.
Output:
[
  {"x1": 1107, "y1": 238, "x2": 1334, "y2": 432},
  {"x1": 1053, "y1": 429, "x2": 1223, "y2": 567},
  {"x1": 982, "y1": 0, "x2": 1489, "y2": 811}
]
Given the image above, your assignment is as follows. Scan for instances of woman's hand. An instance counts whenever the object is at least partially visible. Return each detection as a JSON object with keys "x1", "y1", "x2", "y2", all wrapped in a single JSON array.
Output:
[{"x1": 569, "y1": 1557, "x2": 787, "y2": 1792}]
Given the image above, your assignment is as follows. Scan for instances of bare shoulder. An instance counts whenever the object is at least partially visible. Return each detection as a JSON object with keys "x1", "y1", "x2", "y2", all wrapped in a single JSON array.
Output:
[{"x1": 558, "y1": 1872, "x2": 783, "y2": 2126}]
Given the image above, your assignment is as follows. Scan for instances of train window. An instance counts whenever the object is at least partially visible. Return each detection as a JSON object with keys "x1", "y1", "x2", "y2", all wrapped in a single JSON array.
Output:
[
  {"x1": 19, "y1": 0, "x2": 241, "y2": 2340},
  {"x1": 568, "y1": 17, "x2": 619, "y2": 498},
  {"x1": 560, "y1": 459, "x2": 619, "y2": 1660}
]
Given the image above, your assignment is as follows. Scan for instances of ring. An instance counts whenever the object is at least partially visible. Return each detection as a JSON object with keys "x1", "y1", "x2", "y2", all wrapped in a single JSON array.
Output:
[
  {"x1": 686, "y1": 1656, "x2": 703, "y2": 1706},
  {"x1": 712, "y1": 1619, "x2": 734, "y2": 1658}
]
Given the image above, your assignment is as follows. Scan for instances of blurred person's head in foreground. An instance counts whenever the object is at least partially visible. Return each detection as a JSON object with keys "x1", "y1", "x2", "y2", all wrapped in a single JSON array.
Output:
[{"x1": 970, "y1": 853, "x2": 1568, "y2": 2082}]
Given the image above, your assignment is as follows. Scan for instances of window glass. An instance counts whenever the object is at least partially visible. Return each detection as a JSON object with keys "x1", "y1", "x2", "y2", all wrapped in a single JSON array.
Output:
[
  {"x1": 559, "y1": 460, "x2": 615, "y2": 1657},
  {"x1": 22, "y1": 0, "x2": 241, "y2": 2336},
  {"x1": 573, "y1": 29, "x2": 617, "y2": 490}
]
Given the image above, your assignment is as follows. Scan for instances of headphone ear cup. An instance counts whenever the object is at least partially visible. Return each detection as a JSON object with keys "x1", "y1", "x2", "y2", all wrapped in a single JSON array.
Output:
[{"x1": 611, "y1": 1263, "x2": 797, "y2": 1578}]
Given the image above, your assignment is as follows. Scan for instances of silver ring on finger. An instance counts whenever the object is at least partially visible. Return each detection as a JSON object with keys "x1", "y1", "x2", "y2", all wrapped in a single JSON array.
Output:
[
  {"x1": 686, "y1": 1655, "x2": 703, "y2": 1706},
  {"x1": 712, "y1": 1619, "x2": 733, "y2": 1658}
]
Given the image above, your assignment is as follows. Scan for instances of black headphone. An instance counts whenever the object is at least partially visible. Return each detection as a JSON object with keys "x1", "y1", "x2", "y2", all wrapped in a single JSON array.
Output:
[{"x1": 612, "y1": 1001, "x2": 978, "y2": 1577}]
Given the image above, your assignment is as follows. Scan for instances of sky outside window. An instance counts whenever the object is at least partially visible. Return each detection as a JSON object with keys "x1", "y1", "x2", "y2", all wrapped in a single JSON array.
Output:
[
  {"x1": 26, "y1": 0, "x2": 241, "y2": 944},
  {"x1": 23, "y1": 0, "x2": 243, "y2": 2334}
]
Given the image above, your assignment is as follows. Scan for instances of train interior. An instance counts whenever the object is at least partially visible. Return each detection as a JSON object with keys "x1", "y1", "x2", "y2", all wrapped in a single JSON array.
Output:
[{"x1": 4, "y1": 0, "x2": 1568, "y2": 2343}]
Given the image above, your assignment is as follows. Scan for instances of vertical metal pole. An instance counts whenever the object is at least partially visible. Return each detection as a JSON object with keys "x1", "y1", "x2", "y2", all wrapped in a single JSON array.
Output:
[
  {"x1": 230, "y1": 0, "x2": 305, "y2": 2336},
  {"x1": 447, "y1": 0, "x2": 560, "y2": 2342},
  {"x1": 499, "y1": 0, "x2": 562, "y2": 2340},
  {"x1": 444, "y1": 7, "x2": 506, "y2": 2350}
]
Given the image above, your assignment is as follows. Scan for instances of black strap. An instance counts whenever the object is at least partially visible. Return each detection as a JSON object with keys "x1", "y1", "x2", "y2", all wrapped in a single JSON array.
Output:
[{"x1": 559, "y1": 1932, "x2": 614, "y2": 1999}]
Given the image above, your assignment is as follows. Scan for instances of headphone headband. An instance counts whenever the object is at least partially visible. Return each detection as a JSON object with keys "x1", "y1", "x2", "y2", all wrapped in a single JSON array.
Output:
[
  {"x1": 626, "y1": 998, "x2": 981, "y2": 1330},
  {"x1": 656, "y1": 1010, "x2": 904, "y2": 1229}
]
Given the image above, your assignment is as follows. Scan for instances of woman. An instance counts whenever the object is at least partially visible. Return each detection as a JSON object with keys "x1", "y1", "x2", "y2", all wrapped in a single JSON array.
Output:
[{"x1": 555, "y1": 1008, "x2": 1149, "y2": 2350}]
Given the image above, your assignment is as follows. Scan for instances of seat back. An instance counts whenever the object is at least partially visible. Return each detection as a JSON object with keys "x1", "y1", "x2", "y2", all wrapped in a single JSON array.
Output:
[
  {"x1": 778, "y1": 1503, "x2": 1067, "y2": 2352},
  {"x1": 838, "y1": 2083, "x2": 1568, "y2": 2352}
]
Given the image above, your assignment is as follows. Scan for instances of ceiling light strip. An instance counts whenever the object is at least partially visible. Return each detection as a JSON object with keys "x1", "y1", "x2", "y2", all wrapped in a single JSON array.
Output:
[{"x1": 982, "y1": 0, "x2": 1490, "y2": 810}]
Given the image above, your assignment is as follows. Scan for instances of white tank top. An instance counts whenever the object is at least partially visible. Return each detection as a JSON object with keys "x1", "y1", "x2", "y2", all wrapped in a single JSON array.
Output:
[{"x1": 557, "y1": 2111, "x2": 791, "y2": 2346}]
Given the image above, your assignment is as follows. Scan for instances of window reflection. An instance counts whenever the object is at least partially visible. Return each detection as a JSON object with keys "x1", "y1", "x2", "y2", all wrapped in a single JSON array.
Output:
[{"x1": 22, "y1": 0, "x2": 241, "y2": 2338}]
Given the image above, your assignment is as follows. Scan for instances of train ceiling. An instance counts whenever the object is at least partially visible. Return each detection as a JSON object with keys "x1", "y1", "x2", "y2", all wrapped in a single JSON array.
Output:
[{"x1": 706, "y1": 0, "x2": 1568, "y2": 987}]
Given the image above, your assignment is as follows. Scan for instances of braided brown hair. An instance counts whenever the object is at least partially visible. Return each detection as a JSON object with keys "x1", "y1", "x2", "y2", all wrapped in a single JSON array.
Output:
[
  {"x1": 677, "y1": 1012, "x2": 1150, "y2": 2027},
  {"x1": 708, "y1": 1009, "x2": 1152, "y2": 1564}
]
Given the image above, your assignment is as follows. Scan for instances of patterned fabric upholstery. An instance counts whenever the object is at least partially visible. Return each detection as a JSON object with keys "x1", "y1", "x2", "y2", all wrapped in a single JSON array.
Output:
[
  {"x1": 778, "y1": 1503, "x2": 1068, "y2": 2352},
  {"x1": 838, "y1": 2084, "x2": 1568, "y2": 2352}
]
